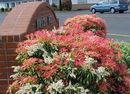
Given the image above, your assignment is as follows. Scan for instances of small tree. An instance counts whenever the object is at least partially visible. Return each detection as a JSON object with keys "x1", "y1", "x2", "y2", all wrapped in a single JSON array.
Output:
[
  {"x1": 59, "y1": 0, "x2": 62, "y2": 11},
  {"x1": 62, "y1": 0, "x2": 72, "y2": 11}
]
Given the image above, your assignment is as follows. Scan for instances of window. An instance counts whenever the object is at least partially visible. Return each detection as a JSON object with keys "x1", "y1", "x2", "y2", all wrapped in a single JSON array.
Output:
[
  {"x1": 47, "y1": 15, "x2": 53, "y2": 24},
  {"x1": 52, "y1": 0, "x2": 59, "y2": 5},
  {"x1": 36, "y1": 16, "x2": 48, "y2": 29},
  {"x1": 11, "y1": 2, "x2": 15, "y2": 7},
  {"x1": 103, "y1": 1, "x2": 109, "y2": 4},
  {"x1": 46, "y1": 0, "x2": 49, "y2": 3},
  {"x1": 78, "y1": 0, "x2": 87, "y2": 4},
  {"x1": 22, "y1": 1, "x2": 27, "y2": 3},
  {"x1": 6, "y1": 3, "x2": 9, "y2": 8},
  {"x1": 110, "y1": 0, "x2": 118, "y2": 4},
  {"x1": 16, "y1": 2, "x2": 21, "y2": 5}
]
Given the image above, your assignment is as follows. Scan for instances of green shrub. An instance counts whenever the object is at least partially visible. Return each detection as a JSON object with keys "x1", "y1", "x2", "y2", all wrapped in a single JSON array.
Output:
[
  {"x1": 1, "y1": 8, "x2": 5, "y2": 12},
  {"x1": 119, "y1": 42, "x2": 130, "y2": 72}
]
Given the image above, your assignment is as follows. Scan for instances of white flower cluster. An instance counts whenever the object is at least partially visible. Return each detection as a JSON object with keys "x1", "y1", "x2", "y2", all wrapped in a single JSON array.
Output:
[
  {"x1": 26, "y1": 43, "x2": 58, "y2": 64},
  {"x1": 42, "y1": 55, "x2": 54, "y2": 64},
  {"x1": 52, "y1": 26, "x2": 66, "y2": 34},
  {"x1": 96, "y1": 67, "x2": 110, "y2": 80},
  {"x1": 84, "y1": 56, "x2": 97, "y2": 65},
  {"x1": 15, "y1": 83, "x2": 43, "y2": 94},
  {"x1": 26, "y1": 43, "x2": 44, "y2": 56},
  {"x1": 69, "y1": 68, "x2": 77, "y2": 78},
  {"x1": 47, "y1": 80, "x2": 64, "y2": 94},
  {"x1": 65, "y1": 82, "x2": 90, "y2": 94},
  {"x1": 10, "y1": 66, "x2": 22, "y2": 79},
  {"x1": 77, "y1": 87, "x2": 90, "y2": 94},
  {"x1": 12, "y1": 66, "x2": 21, "y2": 72}
]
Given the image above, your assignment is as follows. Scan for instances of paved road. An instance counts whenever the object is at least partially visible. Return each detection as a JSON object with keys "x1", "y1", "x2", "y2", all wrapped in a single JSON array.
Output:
[
  {"x1": 0, "y1": 9, "x2": 130, "y2": 42},
  {"x1": 55, "y1": 10, "x2": 130, "y2": 42},
  {"x1": 0, "y1": 12, "x2": 7, "y2": 24}
]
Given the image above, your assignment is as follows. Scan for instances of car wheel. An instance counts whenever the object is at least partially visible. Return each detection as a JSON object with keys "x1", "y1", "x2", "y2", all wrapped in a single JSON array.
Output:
[
  {"x1": 110, "y1": 8, "x2": 115, "y2": 13},
  {"x1": 119, "y1": 10, "x2": 124, "y2": 13},
  {"x1": 91, "y1": 8, "x2": 96, "y2": 14}
]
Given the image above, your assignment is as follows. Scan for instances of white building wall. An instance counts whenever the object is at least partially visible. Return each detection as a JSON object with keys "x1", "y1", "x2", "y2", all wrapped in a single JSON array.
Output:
[
  {"x1": 77, "y1": 0, "x2": 87, "y2": 4},
  {"x1": 49, "y1": 0, "x2": 90, "y2": 5},
  {"x1": 49, "y1": 0, "x2": 52, "y2": 5},
  {"x1": 87, "y1": 0, "x2": 101, "y2": 4},
  {"x1": 49, "y1": 0, "x2": 79, "y2": 5},
  {"x1": 49, "y1": 0, "x2": 58, "y2": 5},
  {"x1": 0, "y1": 3, "x2": 6, "y2": 8},
  {"x1": 0, "y1": 0, "x2": 35, "y2": 9},
  {"x1": 72, "y1": 0, "x2": 78, "y2": 4}
]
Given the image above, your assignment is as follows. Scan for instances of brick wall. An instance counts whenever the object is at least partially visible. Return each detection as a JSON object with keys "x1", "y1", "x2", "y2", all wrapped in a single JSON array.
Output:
[
  {"x1": 0, "y1": 2, "x2": 59, "y2": 94},
  {"x1": 0, "y1": 35, "x2": 23, "y2": 94}
]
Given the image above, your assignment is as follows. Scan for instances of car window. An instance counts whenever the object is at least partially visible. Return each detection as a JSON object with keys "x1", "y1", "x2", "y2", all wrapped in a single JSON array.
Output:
[
  {"x1": 110, "y1": 0, "x2": 118, "y2": 4},
  {"x1": 103, "y1": 1, "x2": 109, "y2": 4},
  {"x1": 98, "y1": 1, "x2": 109, "y2": 4},
  {"x1": 98, "y1": 1, "x2": 104, "y2": 4}
]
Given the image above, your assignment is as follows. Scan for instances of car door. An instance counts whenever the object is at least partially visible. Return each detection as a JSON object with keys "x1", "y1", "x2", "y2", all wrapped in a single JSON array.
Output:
[
  {"x1": 100, "y1": 1, "x2": 110, "y2": 12},
  {"x1": 95, "y1": 1, "x2": 110, "y2": 12}
]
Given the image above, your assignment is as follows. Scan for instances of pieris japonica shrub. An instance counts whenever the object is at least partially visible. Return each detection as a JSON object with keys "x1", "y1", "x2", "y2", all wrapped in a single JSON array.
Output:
[
  {"x1": 7, "y1": 15, "x2": 130, "y2": 94},
  {"x1": 64, "y1": 14, "x2": 107, "y2": 37}
]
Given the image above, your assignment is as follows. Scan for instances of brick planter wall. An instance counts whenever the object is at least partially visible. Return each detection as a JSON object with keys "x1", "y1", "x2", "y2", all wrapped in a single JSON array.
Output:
[
  {"x1": 0, "y1": 35, "x2": 23, "y2": 94},
  {"x1": 0, "y1": 2, "x2": 59, "y2": 94}
]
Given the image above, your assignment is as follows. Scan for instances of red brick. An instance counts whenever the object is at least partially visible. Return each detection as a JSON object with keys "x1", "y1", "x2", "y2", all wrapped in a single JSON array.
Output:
[
  {"x1": 0, "y1": 73, "x2": 7, "y2": 79},
  {"x1": 9, "y1": 79, "x2": 14, "y2": 84},
  {"x1": 0, "y1": 68, "x2": 8, "y2": 73},
  {"x1": 0, "y1": 90, "x2": 7, "y2": 94},
  {"x1": 7, "y1": 68, "x2": 13, "y2": 73},
  {"x1": 7, "y1": 73, "x2": 14, "y2": 79},
  {"x1": 0, "y1": 49, "x2": 5, "y2": 55},
  {"x1": 0, "y1": 62, "x2": 7, "y2": 68},
  {"x1": 5, "y1": 43, "x2": 18, "y2": 48},
  {"x1": 7, "y1": 62, "x2": 19, "y2": 67},
  {"x1": 7, "y1": 36, "x2": 14, "y2": 42},
  {"x1": 14, "y1": 35, "x2": 20, "y2": 42},
  {"x1": 0, "y1": 43, "x2": 5, "y2": 49},
  {"x1": 0, "y1": 56, "x2": 6, "y2": 61},
  {"x1": 6, "y1": 49, "x2": 16, "y2": 54},
  {"x1": 0, "y1": 80, "x2": 8, "y2": 84},
  {"x1": 1, "y1": 36, "x2": 8, "y2": 42},
  {"x1": 6, "y1": 55, "x2": 16, "y2": 61},
  {"x1": 0, "y1": 85, "x2": 8, "y2": 92}
]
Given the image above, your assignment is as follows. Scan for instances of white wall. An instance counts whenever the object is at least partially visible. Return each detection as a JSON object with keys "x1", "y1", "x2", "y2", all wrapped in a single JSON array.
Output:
[
  {"x1": 87, "y1": 0, "x2": 101, "y2": 4},
  {"x1": 49, "y1": 0, "x2": 59, "y2": 5},
  {"x1": 49, "y1": 0, "x2": 88, "y2": 5},
  {"x1": 49, "y1": 0, "x2": 78, "y2": 5},
  {"x1": 0, "y1": 3, "x2": 6, "y2": 8},
  {"x1": 72, "y1": 0, "x2": 78, "y2": 4},
  {"x1": 0, "y1": 0, "x2": 33, "y2": 9}
]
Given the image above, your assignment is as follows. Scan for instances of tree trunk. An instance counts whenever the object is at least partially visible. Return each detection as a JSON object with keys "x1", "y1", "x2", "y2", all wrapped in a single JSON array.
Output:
[
  {"x1": 62, "y1": 0, "x2": 72, "y2": 11},
  {"x1": 59, "y1": 0, "x2": 62, "y2": 11}
]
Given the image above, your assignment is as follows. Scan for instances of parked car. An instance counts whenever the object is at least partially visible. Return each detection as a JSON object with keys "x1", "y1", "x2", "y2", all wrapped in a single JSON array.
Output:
[{"x1": 90, "y1": 0, "x2": 129, "y2": 13}]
